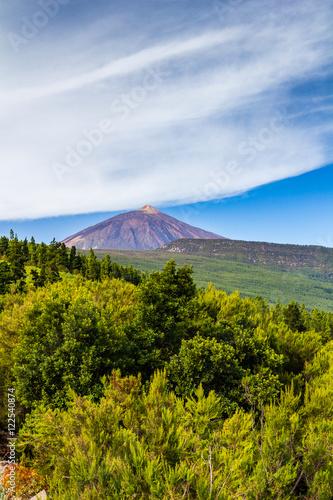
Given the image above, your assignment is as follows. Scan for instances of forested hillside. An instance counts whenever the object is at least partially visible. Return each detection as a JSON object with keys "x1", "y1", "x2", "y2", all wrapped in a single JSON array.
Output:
[
  {"x1": 1, "y1": 235, "x2": 333, "y2": 499},
  {"x1": 159, "y1": 238, "x2": 333, "y2": 279},
  {"x1": 90, "y1": 248, "x2": 333, "y2": 311}
]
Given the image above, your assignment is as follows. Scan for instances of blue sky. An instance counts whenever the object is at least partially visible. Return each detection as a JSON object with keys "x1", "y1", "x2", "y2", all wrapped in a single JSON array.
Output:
[{"x1": 0, "y1": 0, "x2": 332, "y2": 245}]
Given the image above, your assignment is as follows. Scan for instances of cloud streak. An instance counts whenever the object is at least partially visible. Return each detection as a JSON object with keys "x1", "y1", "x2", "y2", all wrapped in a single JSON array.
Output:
[
  {"x1": 0, "y1": 0, "x2": 332, "y2": 220},
  {"x1": 1, "y1": 29, "x2": 246, "y2": 106}
]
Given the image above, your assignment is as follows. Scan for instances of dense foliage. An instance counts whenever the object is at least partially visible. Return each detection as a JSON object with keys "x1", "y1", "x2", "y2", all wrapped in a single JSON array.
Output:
[
  {"x1": 0, "y1": 233, "x2": 143, "y2": 293},
  {"x1": 0, "y1": 235, "x2": 333, "y2": 499}
]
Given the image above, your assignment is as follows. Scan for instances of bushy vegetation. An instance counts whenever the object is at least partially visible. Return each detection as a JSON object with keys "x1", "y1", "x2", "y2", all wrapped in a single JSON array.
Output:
[{"x1": 0, "y1": 235, "x2": 333, "y2": 498}]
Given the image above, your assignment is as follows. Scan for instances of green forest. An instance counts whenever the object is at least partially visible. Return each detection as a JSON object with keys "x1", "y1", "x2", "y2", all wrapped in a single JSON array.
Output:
[
  {"x1": 158, "y1": 238, "x2": 333, "y2": 276},
  {"x1": 90, "y1": 247, "x2": 333, "y2": 312},
  {"x1": 1, "y1": 235, "x2": 333, "y2": 499}
]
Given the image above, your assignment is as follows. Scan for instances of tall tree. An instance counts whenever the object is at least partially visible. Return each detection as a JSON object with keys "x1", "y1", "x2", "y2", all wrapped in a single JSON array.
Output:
[
  {"x1": 37, "y1": 242, "x2": 47, "y2": 267},
  {"x1": 28, "y1": 236, "x2": 38, "y2": 265},
  {"x1": 57, "y1": 243, "x2": 69, "y2": 271},
  {"x1": 100, "y1": 254, "x2": 112, "y2": 279},
  {"x1": 69, "y1": 246, "x2": 76, "y2": 272},
  {"x1": 86, "y1": 249, "x2": 100, "y2": 281},
  {"x1": 283, "y1": 301, "x2": 305, "y2": 333},
  {"x1": 0, "y1": 236, "x2": 9, "y2": 256},
  {"x1": 7, "y1": 237, "x2": 26, "y2": 282},
  {"x1": 0, "y1": 261, "x2": 13, "y2": 294},
  {"x1": 22, "y1": 238, "x2": 30, "y2": 263}
]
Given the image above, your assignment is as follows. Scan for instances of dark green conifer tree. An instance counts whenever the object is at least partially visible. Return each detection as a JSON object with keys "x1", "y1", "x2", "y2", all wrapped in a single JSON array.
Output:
[
  {"x1": 100, "y1": 254, "x2": 112, "y2": 279},
  {"x1": 46, "y1": 263, "x2": 60, "y2": 284},
  {"x1": 39, "y1": 266, "x2": 47, "y2": 287},
  {"x1": 22, "y1": 238, "x2": 30, "y2": 263},
  {"x1": 37, "y1": 242, "x2": 48, "y2": 267},
  {"x1": 28, "y1": 236, "x2": 38, "y2": 265},
  {"x1": 7, "y1": 237, "x2": 26, "y2": 282},
  {"x1": 282, "y1": 301, "x2": 306, "y2": 332},
  {"x1": 86, "y1": 249, "x2": 100, "y2": 281},
  {"x1": 0, "y1": 261, "x2": 13, "y2": 294},
  {"x1": 69, "y1": 246, "x2": 76, "y2": 272},
  {"x1": 111, "y1": 262, "x2": 121, "y2": 279},
  {"x1": 0, "y1": 236, "x2": 9, "y2": 256},
  {"x1": 57, "y1": 243, "x2": 69, "y2": 271}
]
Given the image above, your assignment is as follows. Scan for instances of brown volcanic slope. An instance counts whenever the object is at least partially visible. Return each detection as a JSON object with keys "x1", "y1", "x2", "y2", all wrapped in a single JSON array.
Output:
[{"x1": 63, "y1": 205, "x2": 226, "y2": 250}]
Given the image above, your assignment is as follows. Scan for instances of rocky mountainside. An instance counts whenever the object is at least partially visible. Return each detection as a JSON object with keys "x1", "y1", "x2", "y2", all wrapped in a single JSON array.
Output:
[{"x1": 62, "y1": 205, "x2": 225, "y2": 250}]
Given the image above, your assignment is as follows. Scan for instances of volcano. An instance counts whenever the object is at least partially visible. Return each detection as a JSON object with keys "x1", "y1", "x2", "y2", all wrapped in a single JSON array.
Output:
[{"x1": 62, "y1": 205, "x2": 226, "y2": 250}]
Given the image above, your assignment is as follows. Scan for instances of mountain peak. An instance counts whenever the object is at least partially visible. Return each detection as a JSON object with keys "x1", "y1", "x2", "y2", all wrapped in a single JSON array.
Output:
[
  {"x1": 138, "y1": 205, "x2": 160, "y2": 214},
  {"x1": 63, "y1": 205, "x2": 225, "y2": 250}
]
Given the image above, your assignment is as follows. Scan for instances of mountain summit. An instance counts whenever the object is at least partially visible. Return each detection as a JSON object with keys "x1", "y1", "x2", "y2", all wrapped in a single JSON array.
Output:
[
  {"x1": 62, "y1": 205, "x2": 225, "y2": 250},
  {"x1": 138, "y1": 204, "x2": 161, "y2": 214}
]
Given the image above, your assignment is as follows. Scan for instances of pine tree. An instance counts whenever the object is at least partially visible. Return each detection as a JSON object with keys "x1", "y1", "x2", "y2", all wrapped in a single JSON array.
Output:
[
  {"x1": 100, "y1": 254, "x2": 112, "y2": 279},
  {"x1": 39, "y1": 266, "x2": 47, "y2": 287},
  {"x1": 111, "y1": 262, "x2": 121, "y2": 279},
  {"x1": 69, "y1": 246, "x2": 76, "y2": 272},
  {"x1": 22, "y1": 238, "x2": 30, "y2": 263},
  {"x1": 86, "y1": 249, "x2": 100, "y2": 281},
  {"x1": 30, "y1": 268, "x2": 46, "y2": 288},
  {"x1": 0, "y1": 261, "x2": 13, "y2": 294},
  {"x1": 282, "y1": 301, "x2": 306, "y2": 332},
  {"x1": 7, "y1": 237, "x2": 26, "y2": 282},
  {"x1": 47, "y1": 238, "x2": 61, "y2": 267},
  {"x1": 46, "y1": 263, "x2": 60, "y2": 284},
  {"x1": 0, "y1": 236, "x2": 9, "y2": 256},
  {"x1": 37, "y1": 242, "x2": 47, "y2": 267},
  {"x1": 57, "y1": 243, "x2": 69, "y2": 271},
  {"x1": 28, "y1": 236, "x2": 38, "y2": 265}
]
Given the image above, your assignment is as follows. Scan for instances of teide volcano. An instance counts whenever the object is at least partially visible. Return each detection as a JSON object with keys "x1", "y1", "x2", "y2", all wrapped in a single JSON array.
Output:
[{"x1": 63, "y1": 205, "x2": 226, "y2": 250}]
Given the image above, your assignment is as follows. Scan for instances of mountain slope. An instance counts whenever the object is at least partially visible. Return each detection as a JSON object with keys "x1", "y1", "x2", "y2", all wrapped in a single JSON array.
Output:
[
  {"x1": 63, "y1": 205, "x2": 225, "y2": 250},
  {"x1": 158, "y1": 238, "x2": 333, "y2": 279}
]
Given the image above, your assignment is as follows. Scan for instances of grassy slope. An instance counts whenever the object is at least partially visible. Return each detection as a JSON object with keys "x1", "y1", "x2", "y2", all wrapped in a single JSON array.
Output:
[{"x1": 84, "y1": 249, "x2": 333, "y2": 311}]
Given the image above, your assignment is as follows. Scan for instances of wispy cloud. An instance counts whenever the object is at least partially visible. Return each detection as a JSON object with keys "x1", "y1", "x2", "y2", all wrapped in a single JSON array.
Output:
[
  {"x1": 1, "y1": 29, "x2": 245, "y2": 106},
  {"x1": 0, "y1": 0, "x2": 332, "y2": 220}
]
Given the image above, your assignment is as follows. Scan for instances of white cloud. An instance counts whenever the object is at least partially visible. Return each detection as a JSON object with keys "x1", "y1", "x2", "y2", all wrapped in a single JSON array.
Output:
[
  {"x1": 0, "y1": 29, "x2": 245, "y2": 107},
  {"x1": 0, "y1": 0, "x2": 332, "y2": 220}
]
